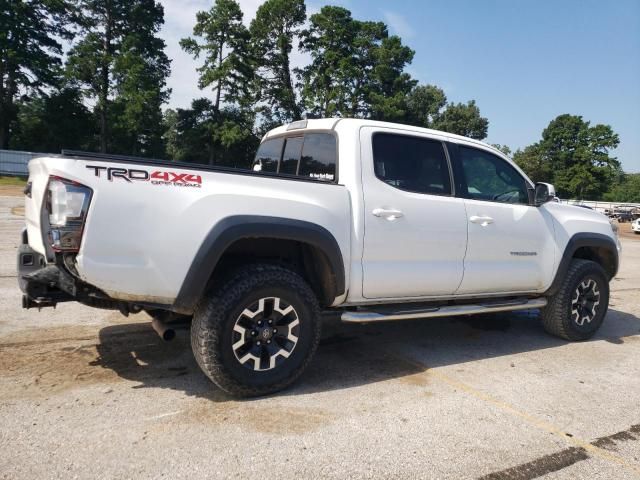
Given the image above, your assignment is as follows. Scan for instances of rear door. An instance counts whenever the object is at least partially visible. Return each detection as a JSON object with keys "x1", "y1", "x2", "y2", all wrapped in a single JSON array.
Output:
[
  {"x1": 450, "y1": 144, "x2": 556, "y2": 294},
  {"x1": 360, "y1": 128, "x2": 468, "y2": 299}
]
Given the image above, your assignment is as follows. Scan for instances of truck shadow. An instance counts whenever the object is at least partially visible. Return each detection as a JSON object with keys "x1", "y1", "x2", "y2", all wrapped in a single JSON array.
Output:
[{"x1": 92, "y1": 308, "x2": 640, "y2": 401}]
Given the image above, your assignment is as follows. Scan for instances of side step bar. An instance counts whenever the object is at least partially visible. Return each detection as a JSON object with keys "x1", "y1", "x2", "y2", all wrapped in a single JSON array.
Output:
[{"x1": 341, "y1": 297, "x2": 548, "y2": 323}]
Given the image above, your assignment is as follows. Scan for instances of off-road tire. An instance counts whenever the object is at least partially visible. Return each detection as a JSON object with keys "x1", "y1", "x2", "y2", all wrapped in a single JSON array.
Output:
[
  {"x1": 541, "y1": 259, "x2": 609, "y2": 341},
  {"x1": 191, "y1": 263, "x2": 321, "y2": 397}
]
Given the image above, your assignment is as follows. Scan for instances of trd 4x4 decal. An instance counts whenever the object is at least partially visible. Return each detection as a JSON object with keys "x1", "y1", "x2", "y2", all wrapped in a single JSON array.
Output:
[{"x1": 86, "y1": 165, "x2": 202, "y2": 187}]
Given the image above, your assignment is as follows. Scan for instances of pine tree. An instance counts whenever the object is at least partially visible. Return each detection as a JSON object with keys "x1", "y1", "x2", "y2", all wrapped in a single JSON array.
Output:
[
  {"x1": 299, "y1": 6, "x2": 415, "y2": 121},
  {"x1": 66, "y1": 0, "x2": 170, "y2": 155},
  {"x1": 180, "y1": 0, "x2": 252, "y2": 111},
  {"x1": 0, "y1": 0, "x2": 74, "y2": 148},
  {"x1": 250, "y1": 0, "x2": 306, "y2": 123}
]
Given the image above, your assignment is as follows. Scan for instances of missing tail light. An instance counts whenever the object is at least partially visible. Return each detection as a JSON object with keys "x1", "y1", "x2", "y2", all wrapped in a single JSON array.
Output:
[{"x1": 45, "y1": 177, "x2": 92, "y2": 252}]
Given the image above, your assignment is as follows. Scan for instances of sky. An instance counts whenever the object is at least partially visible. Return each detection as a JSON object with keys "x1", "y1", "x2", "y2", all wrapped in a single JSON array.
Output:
[{"x1": 157, "y1": 0, "x2": 640, "y2": 172}]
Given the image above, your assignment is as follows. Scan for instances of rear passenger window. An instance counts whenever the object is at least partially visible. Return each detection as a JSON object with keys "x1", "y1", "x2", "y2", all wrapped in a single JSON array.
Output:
[
  {"x1": 372, "y1": 133, "x2": 451, "y2": 195},
  {"x1": 252, "y1": 137, "x2": 283, "y2": 172},
  {"x1": 299, "y1": 133, "x2": 337, "y2": 182},
  {"x1": 252, "y1": 133, "x2": 337, "y2": 182}
]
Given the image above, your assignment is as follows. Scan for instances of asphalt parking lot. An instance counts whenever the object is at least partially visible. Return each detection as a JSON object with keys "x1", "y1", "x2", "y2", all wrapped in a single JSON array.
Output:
[{"x1": 1, "y1": 192, "x2": 639, "y2": 479}]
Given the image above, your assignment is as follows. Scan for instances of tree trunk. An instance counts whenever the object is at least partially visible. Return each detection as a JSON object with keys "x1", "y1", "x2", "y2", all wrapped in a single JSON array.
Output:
[
  {"x1": 351, "y1": 77, "x2": 362, "y2": 117},
  {"x1": 215, "y1": 37, "x2": 223, "y2": 111},
  {"x1": 99, "y1": 2, "x2": 113, "y2": 153},
  {"x1": 0, "y1": 60, "x2": 6, "y2": 149},
  {"x1": 0, "y1": 99, "x2": 7, "y2": 149},
  {"x1": 280, "y1": 33, "x2": 301, "y2": 120},
  {"x1": 0, "y1": 109, "x2": 7, "y2": 149},
  {"x1": 0, "y1": 68, "x2": 17, "y2": 150}
]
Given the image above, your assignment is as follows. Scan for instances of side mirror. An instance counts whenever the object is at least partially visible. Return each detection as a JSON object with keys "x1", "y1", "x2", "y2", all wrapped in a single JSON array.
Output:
[{"x1": 534, "y1": 182, "x2": 556, "y2": 206}]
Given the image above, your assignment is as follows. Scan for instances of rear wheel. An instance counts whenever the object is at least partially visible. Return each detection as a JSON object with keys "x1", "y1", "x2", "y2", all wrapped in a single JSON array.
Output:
[
  {"x1": 191, "y1": 264, "x2": 321, "y2": 397},
  {"x1": 541, "y1": 259, "x2": 609, "y2": 341}
]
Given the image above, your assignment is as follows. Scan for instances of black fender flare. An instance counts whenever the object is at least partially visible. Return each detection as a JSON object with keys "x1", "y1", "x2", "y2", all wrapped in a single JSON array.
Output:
[
  {"x1": 545, "y1": 232, "x2": 619, "y2": 296},
  {"x1": 172, "y1": 215, "x2": 345, "y2": 314}
]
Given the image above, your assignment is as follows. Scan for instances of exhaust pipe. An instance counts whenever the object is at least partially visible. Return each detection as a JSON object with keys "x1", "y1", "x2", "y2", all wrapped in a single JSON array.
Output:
[{"x1": 151, "y1": 318, "x2": 176, "y2": 341}]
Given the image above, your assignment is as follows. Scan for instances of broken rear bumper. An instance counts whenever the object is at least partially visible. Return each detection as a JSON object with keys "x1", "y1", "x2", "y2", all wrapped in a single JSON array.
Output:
[{"x1": 17, "y1": 229, "x2": 74, "y2": 308}]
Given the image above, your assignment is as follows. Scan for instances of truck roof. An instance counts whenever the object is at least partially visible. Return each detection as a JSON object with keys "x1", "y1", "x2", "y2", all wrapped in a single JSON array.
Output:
[{"x1": 264, "y1": 118, "x2": 508, "y2": 159}]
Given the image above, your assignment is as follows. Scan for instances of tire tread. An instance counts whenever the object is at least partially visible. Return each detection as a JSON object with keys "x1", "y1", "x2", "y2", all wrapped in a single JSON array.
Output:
[
  {"x1": 541, "y1": 259, "x2": 608, "y2": 341},
  {"x1": 191, "y1": 263, "x2": 321, "y2": 397}
]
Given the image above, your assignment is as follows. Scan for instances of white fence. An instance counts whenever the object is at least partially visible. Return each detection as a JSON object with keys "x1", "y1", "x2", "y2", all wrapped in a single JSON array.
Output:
[
  {"x1": 0, "y1": 149, "x2": 42, "y2": 176},
  {"x1": 558, "y1": 199, "x2": 640, "y2": 212}
]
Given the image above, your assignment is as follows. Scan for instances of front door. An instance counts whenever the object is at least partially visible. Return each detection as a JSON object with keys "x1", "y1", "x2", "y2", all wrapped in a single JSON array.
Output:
[
  {"x1": 452, "y1": 145, "x2": 556, "y2": 294},
  {"x1": 360, "y1": 128, "x2": 468, "y2": 299}
]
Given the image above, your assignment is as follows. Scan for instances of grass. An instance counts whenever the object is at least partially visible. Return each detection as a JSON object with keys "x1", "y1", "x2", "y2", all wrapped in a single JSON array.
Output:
[{"x1": 0, "y1": 176, "x2": 27, "y2": 186}]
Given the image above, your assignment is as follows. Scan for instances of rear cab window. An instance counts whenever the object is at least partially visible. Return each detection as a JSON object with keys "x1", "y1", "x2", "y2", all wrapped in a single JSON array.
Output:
[
  {"x1": 253, "y1": 137, "x2": 283, "y2": 173},
  {"x1": 252, "y1": 132, "x2": 337, "y2": 182}
]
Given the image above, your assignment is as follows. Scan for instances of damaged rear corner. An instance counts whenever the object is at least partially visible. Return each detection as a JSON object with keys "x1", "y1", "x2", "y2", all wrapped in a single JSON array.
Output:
[
  {"x1": 18, "y1": 228, "x2": 130, "y2": 312},
  {"x1": 18, "y1": 232, "x2": 72, "y2": 309}
]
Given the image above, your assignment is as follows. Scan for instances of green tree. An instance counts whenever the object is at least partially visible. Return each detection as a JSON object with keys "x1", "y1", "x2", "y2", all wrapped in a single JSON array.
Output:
[
  {"x1": 299, "y1": 6, "x2": 415, "y2": 121},
  {"x1": 403, "y1": 85, "x2": 488, "y2": 139},
  {"x1": 432, "y1": 100, "x2": 488, "y2": 139},
  {"x1": 0, "y1": 0, "x2": 75, "y2": 148},
  {"x1": 166, "y1": 98, "x2": 258, "y2": 166},
  {"x1": 517, "y1": 114, "x2": 620, "y2": 199},
  {"x1": 603, "y1": 173, "x2": 640, "y2": 203},
  {"x1": 367, "y1": 35, "x2": 415, "y2": 121},
  {"x1": 250, "y1": 0, "x2": 305, "y2": 123},
  {"x1": 544, "y1": 116, "x2": 618, "y2": 199},
  {"x1": 10, "y1": 87, "x2": 96, "y2": 152},
  {"x1": 162, "y1": 108, "x2": 180, "y2": 160},
  {"x1": 513, "y1": 144, "x2": 552, "y2": 182},
  {"x1": 180, "y1": 0, "x2": 252, "y2": 110},
  {"x1": 299, "y1": 6, "x2": 367, "y2": 118},
  {"x1": 66, "y1": 0, "x2": 170, "y2": 155},
  {"x1": 66, "y1": 0, "x2": 124, "y2": 153},
  {"x1": 491, "y1": 144, "x2": 512, "y2": 157},
  {"x1": 404, "y1": 84, "x2": 447, "y2": 128},
  {"x1": 113, "y1": 1, "x2": 171, "y2": 157}
]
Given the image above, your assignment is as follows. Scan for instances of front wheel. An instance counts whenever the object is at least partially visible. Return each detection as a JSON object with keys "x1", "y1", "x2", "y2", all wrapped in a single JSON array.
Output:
[
  {"x1": 541, "y1": 259, "x2": 609, "y2": 341},
  {"x1": 191, "y1": 264, "x2": 321, "y2": 397}
]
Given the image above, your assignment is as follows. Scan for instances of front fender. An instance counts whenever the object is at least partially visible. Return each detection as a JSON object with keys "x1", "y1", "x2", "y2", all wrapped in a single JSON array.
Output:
[{"x1": 545, "y1": 232, "x2": 619, "y2": 296}]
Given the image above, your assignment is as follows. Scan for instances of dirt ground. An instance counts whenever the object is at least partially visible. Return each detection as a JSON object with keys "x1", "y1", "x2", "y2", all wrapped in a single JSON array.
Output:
[
  {"x1": 618, "y1": 220, "x2": 640, "y2": 240},
  {"x1": 0, "y1": 184, "x2": 24, "y2": 197},
  {"x1": 1, "y1": 194, "x2": 639, "y2": 479}
]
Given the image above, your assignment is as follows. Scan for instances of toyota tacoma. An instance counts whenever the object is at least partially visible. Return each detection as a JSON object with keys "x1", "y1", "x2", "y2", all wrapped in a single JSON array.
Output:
[{"x1": 18, "y1": 118, "x2": 621, "y2": 396}]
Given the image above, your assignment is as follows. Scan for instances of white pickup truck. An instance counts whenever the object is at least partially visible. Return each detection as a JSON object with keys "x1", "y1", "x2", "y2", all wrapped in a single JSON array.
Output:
[{"x1": 18, "y1": 118, "x2": 620, "y2": 396}]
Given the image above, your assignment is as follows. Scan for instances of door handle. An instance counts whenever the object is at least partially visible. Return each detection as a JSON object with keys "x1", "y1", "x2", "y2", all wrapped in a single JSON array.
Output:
[
  {"x1": 469, "y1": 215, "x2": 494, "y2": 226},
  {"x1": 372, "y1": 208, "x2": 404, "y2": 220}
]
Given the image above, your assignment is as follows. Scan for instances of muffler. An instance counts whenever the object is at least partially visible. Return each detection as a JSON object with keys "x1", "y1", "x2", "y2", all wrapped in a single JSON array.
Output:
[{"x1": 151, "y1": 318, "x2": 176, "y2": 341}]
